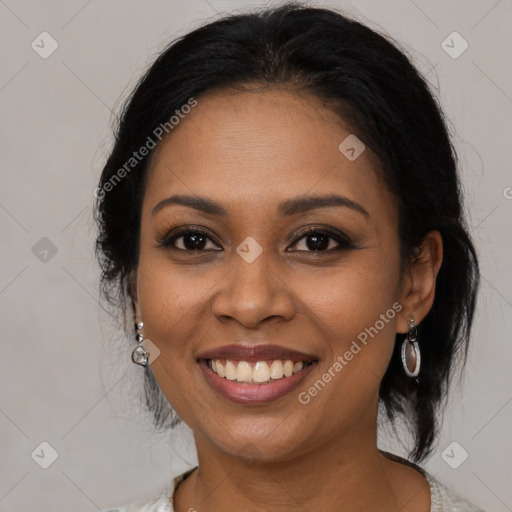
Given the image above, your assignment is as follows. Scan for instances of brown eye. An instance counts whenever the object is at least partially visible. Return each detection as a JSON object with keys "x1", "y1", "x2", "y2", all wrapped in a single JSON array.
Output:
[
  {"x1": 158, "y1": 229, "x2": 221, "y2": 251},
  {"x1": 288, "y1": 228, "x2": 353, "y2": 253}
]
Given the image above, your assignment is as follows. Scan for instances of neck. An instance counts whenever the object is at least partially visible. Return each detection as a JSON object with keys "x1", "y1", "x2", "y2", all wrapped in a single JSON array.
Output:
[{"x1": 174, "y1": 414, "x2": 427, "y2": 511}]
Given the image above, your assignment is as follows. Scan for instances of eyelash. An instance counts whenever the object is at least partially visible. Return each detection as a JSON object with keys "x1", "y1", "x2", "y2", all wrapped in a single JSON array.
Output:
[{"x1": 156, "y1": 225, "x2": 354, "y2": 254}]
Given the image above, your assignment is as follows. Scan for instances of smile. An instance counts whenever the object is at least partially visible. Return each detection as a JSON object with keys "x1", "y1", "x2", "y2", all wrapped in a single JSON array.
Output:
[
  {"x1": 207, "y1": 358, "x2": 315, "y2": 384},
  {"x1": 198, "y1": 357, "x2": 318, "y2": 404}
]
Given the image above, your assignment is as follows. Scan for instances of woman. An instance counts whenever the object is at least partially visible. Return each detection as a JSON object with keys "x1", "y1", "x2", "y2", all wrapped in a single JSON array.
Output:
[{"x1": 97, "y1": 4, "x2": 482, "y2": 511}]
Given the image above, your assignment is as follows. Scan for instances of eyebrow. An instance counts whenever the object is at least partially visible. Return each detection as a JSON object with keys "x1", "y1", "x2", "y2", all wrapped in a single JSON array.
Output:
[{"x1": 151, "y1": 193, "x2": 369, "y2": 219}]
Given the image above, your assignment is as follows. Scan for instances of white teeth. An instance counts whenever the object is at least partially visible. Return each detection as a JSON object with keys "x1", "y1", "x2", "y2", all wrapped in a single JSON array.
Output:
[
  {"x1": 253, "y1": 361, "x2": 270, "y2": 383},
  {"x1": 225, "y1": 360, "x2": 237, "y2": 380},
  {"x1": 269, "y1": 360, "x2": 284, "y2": 379},
  {"x1": 283, "y1": 360, "x2": 294, "y2": 377},
  {"x1": 209, "y1": 358, "x2": 311, "y2": 384},
  {"x1": 236, "y1": 361, "x2": 252, "y2": 382},
  {"x1": 216, "y1": 360, "x2": 226, "y2": 378}
]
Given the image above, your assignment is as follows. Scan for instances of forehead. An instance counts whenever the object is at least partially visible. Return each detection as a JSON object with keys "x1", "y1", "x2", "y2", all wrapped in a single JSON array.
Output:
[{"x1": 144, "y1": 86, "x2": 396, "y2": 223}]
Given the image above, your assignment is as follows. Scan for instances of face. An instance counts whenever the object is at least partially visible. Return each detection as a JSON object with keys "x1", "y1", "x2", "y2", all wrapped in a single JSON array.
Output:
[{"x1": 135, "y1": 86, "x2": 407, "y2": 462}]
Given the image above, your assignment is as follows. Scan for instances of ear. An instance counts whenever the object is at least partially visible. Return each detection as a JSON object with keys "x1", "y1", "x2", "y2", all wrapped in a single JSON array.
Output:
[{"x1": 396, "y1": 230, "x2": 443, "y2": 334}]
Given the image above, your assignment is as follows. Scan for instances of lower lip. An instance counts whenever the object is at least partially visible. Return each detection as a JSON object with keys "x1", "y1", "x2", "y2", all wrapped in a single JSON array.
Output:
[{"x1": 198, "y1": 359, "x2": 317, "y2": 405}]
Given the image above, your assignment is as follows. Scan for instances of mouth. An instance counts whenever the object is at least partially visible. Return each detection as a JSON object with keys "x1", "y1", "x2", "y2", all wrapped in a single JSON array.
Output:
[
  {"x1": 205, "y1": 358, "x2": 316, "y2": 384},
  {"x1": 197, "y1": 354, "x2": 318, "y2": 404}
]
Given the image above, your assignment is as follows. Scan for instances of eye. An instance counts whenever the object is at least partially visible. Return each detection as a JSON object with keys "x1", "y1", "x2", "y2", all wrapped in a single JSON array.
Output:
[
  {"x1": 287, "y1": 227, "x2": 352, "y2": 253},
  {"x1": 157, "y1": 225, "x2": 353, "y2": 253},
  {"x1": 157, "y1": 228, "x2": 221, "y2": 252}
]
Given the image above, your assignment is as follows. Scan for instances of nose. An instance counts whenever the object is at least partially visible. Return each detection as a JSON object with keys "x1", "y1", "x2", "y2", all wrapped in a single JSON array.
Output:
[{"x1": 211, "y1": 248, "x2": 297, "y2": 329}]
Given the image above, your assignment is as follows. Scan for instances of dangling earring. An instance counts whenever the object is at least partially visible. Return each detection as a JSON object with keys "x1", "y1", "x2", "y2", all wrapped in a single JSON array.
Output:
[
  {"x1": 401, "y1": 316, "x2": 421, "y2": 378},
  {"x1": 131, "y1": 321, "x2": 149, "y2": 367}
]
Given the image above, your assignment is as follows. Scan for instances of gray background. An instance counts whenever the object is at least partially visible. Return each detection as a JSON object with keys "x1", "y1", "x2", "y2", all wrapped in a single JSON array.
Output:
[{"x1": 1, "y1": 1, "x2": 511, "y2": 511}]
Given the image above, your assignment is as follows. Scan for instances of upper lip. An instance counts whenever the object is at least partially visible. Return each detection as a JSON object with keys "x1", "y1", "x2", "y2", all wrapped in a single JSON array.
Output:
[{"x1": 196, "y1": 344, "x2": 318, "y2": 362}]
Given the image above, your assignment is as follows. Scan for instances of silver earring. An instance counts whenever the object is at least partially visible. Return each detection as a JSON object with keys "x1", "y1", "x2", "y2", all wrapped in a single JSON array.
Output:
[
  {"x1": 131, "y1": 321, "x2": 149, "y2": 367},
  {"x1": 401, "y1": 316, "x2": 421, "y2": 378}
]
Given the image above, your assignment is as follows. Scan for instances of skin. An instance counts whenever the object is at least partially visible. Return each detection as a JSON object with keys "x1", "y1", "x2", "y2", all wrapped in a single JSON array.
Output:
[{"x1": 134, "y1": 85, "x2": 443, "y2": 511}]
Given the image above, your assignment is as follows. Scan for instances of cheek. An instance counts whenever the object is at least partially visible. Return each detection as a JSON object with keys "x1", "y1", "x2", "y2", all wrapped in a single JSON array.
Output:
[
  {"x1": 137, "y1": 256, "x2": 213, "y2": 350},
  {"x1": 136, "y1": 220, "x2": 220, "y2": 331},
  {"x1": 298, "y1": 246, "x2": 400, "y2": 325},
  {"x1": 135, "y1": 259, "x2": 210, "y2": 424},
  {"x1": 135, "y1": 244, "x2": 228, "y2": 410},
  {"x1": 294, "y1": 250, "x2": 401, "y2": 389}
]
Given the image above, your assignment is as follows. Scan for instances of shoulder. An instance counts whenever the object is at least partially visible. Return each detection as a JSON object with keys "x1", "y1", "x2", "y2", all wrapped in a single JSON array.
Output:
[
  {"x1": 102, "y1": 492, "x2": 165, "y2": 512},
  {"x1": 380, "y1": 451, "x2": 485, "y2": 511},
  {"x1": 425, "y1": 472, "x2": 486, "y2": 512},
  {"x1": 102, "y1": 466, "x2": 198, "y2": 512}
]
